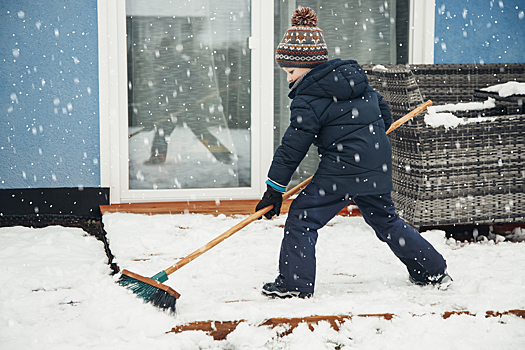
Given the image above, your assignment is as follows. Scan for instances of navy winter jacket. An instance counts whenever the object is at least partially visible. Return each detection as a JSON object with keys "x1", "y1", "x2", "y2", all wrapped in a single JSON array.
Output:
[{"x1": 267, "y1": 59, "x2": 393, "y2": 196}]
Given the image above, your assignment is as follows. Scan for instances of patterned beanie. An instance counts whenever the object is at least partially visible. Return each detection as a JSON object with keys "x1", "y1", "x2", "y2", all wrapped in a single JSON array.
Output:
[{"x1": 275, "y1": 7, "x2": 329, "y2": 68}]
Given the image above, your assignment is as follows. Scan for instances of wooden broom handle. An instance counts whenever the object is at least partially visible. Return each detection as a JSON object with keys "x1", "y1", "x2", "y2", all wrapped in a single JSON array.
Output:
[
  {"x1": 164, "y1": 100, "x2": 432, "y2": 276},
  {"x1": 163, "y1": 179, "x2": 310, "y2": 275},
  {"x1": 386, "y1": 100, "x2": 432, "y2": 134}
]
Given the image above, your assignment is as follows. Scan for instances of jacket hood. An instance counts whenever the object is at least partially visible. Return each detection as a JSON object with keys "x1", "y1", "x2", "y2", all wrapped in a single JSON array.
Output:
[{"x1": 289, "y1": 59, "x2": 369, "y2": 101}]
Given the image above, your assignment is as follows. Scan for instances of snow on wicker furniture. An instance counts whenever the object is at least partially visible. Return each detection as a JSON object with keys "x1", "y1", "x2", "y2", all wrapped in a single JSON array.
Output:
[
  {"x1": 393, "y1": 63, "x2": 524, "y2": 105},
  {"x1": 362, "y1": 64, "x2": 525, "y2": 229}
]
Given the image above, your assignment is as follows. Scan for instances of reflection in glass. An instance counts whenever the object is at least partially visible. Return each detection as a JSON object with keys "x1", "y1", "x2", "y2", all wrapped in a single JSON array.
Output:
[
  {"x1": 126, "y1": 0, "x2": 251, "y2": 190},
  {"x1": 273, "y1": 0, "x2": 409, "y2": 188}
]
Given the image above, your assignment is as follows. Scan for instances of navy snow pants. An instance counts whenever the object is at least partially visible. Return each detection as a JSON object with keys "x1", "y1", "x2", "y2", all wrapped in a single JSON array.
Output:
[{"x1": 277, "y1": 183, "x2": 447, "y2": 293}]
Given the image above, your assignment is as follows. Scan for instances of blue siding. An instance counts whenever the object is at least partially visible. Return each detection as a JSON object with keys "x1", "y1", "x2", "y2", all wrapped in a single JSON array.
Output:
[
  {"x1": 434, "y1": 0, "x2": 525, "y2": 64},
  {"x1": 0, "y1": 1, "x2": 99, "y2": 189},
  {"x1": 1, "y1": 1, "x2": 522, "y2": 189}
]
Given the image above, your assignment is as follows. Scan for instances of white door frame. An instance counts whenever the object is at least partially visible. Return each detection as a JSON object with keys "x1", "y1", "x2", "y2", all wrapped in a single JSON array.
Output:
[
  {"x1": 98, "y1": 0, "x2": 273, "y2": 204},
  {"x1": 409, "y1": 0, "x2": 435, "y2": 64},
  {"x1": 99, "y1": 0, "x2": 432, "y2": 204}
]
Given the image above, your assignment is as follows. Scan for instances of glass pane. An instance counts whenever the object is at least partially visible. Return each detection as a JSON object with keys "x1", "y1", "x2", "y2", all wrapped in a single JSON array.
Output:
[
  {"x1": 126, "y1": 0, "x2": 251, "y2": 190},
  {"x1": 273, "y1": 0, "x2": 409, "y2": 188}
]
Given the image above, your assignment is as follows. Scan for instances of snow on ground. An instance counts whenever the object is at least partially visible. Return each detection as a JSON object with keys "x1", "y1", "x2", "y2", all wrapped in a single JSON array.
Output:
[{"x1": 1, "y1": 213, "x2": 524, "y2": 349}]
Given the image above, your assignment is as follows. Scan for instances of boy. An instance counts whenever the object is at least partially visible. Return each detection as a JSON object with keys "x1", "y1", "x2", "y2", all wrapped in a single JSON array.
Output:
[{"x1": 256, "y1": 7, "x2": 451, "y2": 299}]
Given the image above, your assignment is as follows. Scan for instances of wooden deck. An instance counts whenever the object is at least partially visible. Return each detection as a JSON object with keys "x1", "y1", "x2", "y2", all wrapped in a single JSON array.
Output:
[
  {"x1": 99, "y1": 200, "x2": 524, "y2": 237},
  {"x1": 100, "y1": 199, "x2": 361, "y2": 217},
  {"x1": 101, "y1": 200, "x2": 524, "y2": 341},
  {"x1": 100, "y1": 199, "x2": 525, "y2": 237},
  {"x1": 169, "y1": 310, "x2": 525, "y2": 340}
]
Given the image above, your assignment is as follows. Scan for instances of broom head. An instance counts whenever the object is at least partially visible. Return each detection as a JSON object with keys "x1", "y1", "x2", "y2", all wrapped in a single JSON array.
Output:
[{"x1": 117, "y1": 269, "x2": 180, "y2": 314}]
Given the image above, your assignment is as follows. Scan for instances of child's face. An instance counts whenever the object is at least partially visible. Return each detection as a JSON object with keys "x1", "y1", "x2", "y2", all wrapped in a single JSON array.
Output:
[{"x1": 283, "y1": 67, "x2": 312, "y2": 83}]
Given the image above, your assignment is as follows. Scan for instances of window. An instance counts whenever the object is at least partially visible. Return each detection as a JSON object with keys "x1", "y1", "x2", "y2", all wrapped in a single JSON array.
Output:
[{"x1": 98, "y1": 0, "x2": 273, "y2": 204}]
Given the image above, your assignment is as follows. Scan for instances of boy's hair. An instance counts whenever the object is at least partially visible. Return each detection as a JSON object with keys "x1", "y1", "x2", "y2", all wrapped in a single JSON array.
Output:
[{"x1": 275, "y1": 7, "x2": 328, "y2": 69}]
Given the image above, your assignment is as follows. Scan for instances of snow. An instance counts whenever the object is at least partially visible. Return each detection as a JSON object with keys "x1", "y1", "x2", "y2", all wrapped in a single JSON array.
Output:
[
  {"x1": 1, "y1": 213, "x2": 524, "y2": 349},
  {"x1": 424, "y1": 98, "x2": 498, "y2": 129},
  {"x1": 480, "y1": 81, "x2": 525, "y2": 97},
  {"x1": 427, "y1": 98, "x2": 496, "y2": 114},
  {"x1": 423, "y1": 79, "x2": 525, "y2": 129},
  {"x1": 372, "y1": 64, "x2": 388, "y2": 71}
]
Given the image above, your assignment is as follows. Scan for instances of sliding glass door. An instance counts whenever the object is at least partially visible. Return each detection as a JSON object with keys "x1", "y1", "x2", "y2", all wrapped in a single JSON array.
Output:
[{"x1": 99, "y1": 0, "x2": 418, "y2": 203}]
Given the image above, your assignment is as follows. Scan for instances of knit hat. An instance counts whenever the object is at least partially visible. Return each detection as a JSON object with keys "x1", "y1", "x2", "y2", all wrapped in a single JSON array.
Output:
[{"x1": 275, "y1": 7, "x2": 329, "y2": 68}]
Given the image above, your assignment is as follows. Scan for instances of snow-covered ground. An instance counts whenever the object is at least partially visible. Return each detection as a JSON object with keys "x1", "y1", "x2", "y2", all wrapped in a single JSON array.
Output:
[{"x1": 1, "y1": 213, "x2": 524, "y2": 349}]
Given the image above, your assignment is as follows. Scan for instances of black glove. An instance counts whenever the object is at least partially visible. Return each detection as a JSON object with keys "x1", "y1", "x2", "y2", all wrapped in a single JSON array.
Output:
[{"x1": 255, "y1": 184, "x2": 283, "y2": 219}]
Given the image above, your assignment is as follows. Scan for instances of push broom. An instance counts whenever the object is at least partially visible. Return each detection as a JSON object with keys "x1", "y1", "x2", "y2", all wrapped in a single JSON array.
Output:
[{"x1": 117, "y1": 100, "x2": 433, "y2": 313}]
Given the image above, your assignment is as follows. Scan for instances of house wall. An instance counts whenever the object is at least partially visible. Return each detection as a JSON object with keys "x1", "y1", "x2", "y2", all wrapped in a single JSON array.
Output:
[
  {"x1": 2, "y1": 0, "x2": 524, "y2": 192},
  {"x1": 434, "y1": 0, "x2": 525, "y2": 64},
  {"x1": 0, "y1": 0, "x2": 100, "y2": 189}
]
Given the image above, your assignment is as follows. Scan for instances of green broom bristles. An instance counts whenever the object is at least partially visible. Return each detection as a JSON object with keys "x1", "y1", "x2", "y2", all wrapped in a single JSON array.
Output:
[{"x1": 117, "y1": 272, "x2": 178, "y2": 314}]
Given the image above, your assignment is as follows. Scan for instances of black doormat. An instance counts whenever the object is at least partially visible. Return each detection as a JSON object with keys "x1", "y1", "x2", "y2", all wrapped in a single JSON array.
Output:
[{"x1": 0, "y1": 187, "x2": 109, "y2": 217}]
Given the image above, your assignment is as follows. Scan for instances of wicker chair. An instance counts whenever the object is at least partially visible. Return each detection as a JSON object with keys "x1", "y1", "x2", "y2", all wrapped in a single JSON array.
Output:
[{"x1": 363, "y1": 64, "x2": 525, "y2": 229}]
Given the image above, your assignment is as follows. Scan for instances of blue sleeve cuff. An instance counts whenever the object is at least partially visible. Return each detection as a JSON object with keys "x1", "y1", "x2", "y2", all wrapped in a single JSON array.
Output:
[{"x1": 266, "y1": 179, "x2": 286, "y2": 193}]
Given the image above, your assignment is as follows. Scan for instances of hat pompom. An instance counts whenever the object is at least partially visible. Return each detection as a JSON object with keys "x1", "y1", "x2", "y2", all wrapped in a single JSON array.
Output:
[{"x1": 291, "y1": 7, "x2": 318, "y2": 27}]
